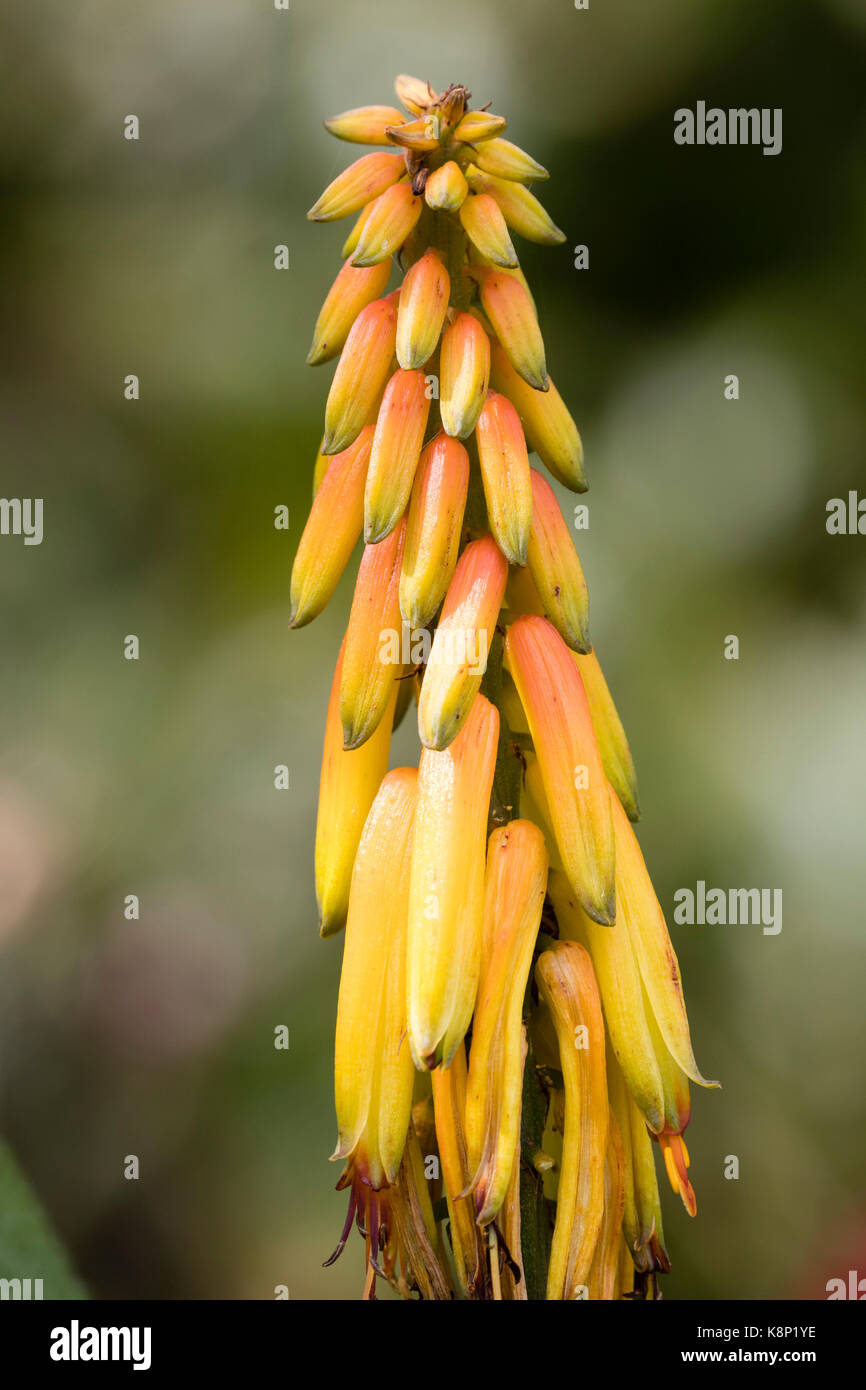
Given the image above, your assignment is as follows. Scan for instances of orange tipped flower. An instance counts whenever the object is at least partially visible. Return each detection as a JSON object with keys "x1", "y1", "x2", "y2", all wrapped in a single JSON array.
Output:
[
  {"x1": 307, "y1": 258, "x2": 392, "y2": 366},
  {"x1": 587, "y1": 1111, "x2": 627, "y2": 1301},
  {"x1": 526, "y1": 468, "x2": 591, "y2": 653},
  {"x1": 475, "y1": 137, "x2": 549, "y2": 183},
  {"x1": 659, "y1": 1132, "x2": 696, "y2": 1218},
  {"x1": 476, "y1": 267, "x2": 548, "y2": 392},
  {"x1": 459, "y1": 193, "x2": 518, "y2": 269},
  {"x1": 364, "y1": 369, "x2": 430, "y2": 543},
  {"x1": 454, "y1": 110, "x2": 507, "y2": 143},
  {"x1": 324, "y1": 104, "x2": 407, "y2": 145},
  {"x1": 504, "y1": 616, "x2": 615, "y2": 923},
  {"x1": 290, "y1": 426, "x2": 373, "y2": 629},
  {"x1": 465, "y1": 820, "x2": 548, "y2": 1225},
  {"x1": 307, "y1": 152, "x2": 404, "y2": 222},
  {"x1": 332, "y1": 767, "x2": 417, "y2": 1187},
  {"x1": 352, "y1": 182, "x2": 423, "y2": 267},
  {"x1": 440, "y1": 311, "x2": 491, "y2": 439},
  {"x1": 407, "y1": 694, "x2": 499, "y2": 1070},
  {"x1": 340, "y1": 519, "x2": 405, "y2": 750},
  {"x1": 574, "y1": 649, "x2": 640, "y2": 822},
  {"x1": 417, "y1": 534, "x2": 507, "y2": 750},
  {"x1": 396, "y1": 249, "x2": 450, "y2": 370},
  {"x1": 323, "y1": 293, "x2": 398, "y2": 455},
  {"x1": 474, "y1": 391, "x2": 533, "y2": 565},
  {"x1": 431, "y1": 1045, "x2": 487, "y2": 1298},
  {"x1": 466, "y1": 166, "x2": 565, "y2": 245},
  {"x1": 536, "y1": 941, "x2": 609, "y2": 1300},
  {"x1": 424, "y1": 160, "x2": 468, "y2": 211},
  {"x1": 399, "y1": 434, "x2": 469, "y2": 629},
  {"x1": 315, "y1": 641, "x2": 397, "y2": 938},
  {"x1": 490, "y1": 341, "x2": 586, "y2": 492}
]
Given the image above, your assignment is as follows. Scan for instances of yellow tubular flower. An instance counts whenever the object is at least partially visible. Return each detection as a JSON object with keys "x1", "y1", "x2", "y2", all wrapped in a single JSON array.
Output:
[
  {"x1": 417, "y1": 534, "x2": 507, "y2": 750},
  {"x1": 526, "y1": 467, "x2": 591, "y2": 653},
  {"x1": 505, "y1": 615, "x2": 616, "y2": 924},
  {"x1": 474, "y1": 137, "x2": 549, "y2": 183},
  {"x1": 340, "y1": 520, "x2": 405, "y2": 751},
  {"x1": 475, "y1": 266, "x2": 548, "y2": 391},
  {"x1": 332, "y1": 767, "x2": 418, "y2": 1188},
  {"x1": 465, "y1": 820, "x2": 548, "y2": 1226},
  {"x1": 324, "y1": 104, "x2": 407, "y2": 145},
  {"x1": 315, "y1": 641, "x2": 397, "y2": 939},
  {"x1": 466, "y1": 165, "x2": 565, "y2": 245},
  {"x1": 407, "y1": 694, "x2": 499, "y2": 1070},
  {"x1": 307, "y1": 151, "x2": 405, "y2": 221},
  {"x1": 424, "y1": 159, "x2": 468, "y2": 211},
  {"x1": 535, "y1": 941, "x2": 609, "y2": 1301},
  {"x1": 385, "y1": 114, "x2": 442, "y2": 152},
  {"x1": 490, "y1": 341, "x2": 586, "y2": 492},
  {"x1": 364, "y1": 368, "x2": 430, "y2": 543},
  {"x1": 352, "y1": 183, "x2": 423, "y2": 267},
  {"x1": 322, "y1": 293, "x2": 398, "y2": 455},
  {"x1": 574, "y1": 649, "x2": 640, "y2": 822},
  {"x1": 440, "y1": 311, "x2": 491, "y2": 439},
  {"x1": 431, "y1": 1044, "x2": 487, "y2": 1298},
  {"x1": 396, "y1": 248, "x2": 450, "y2": 370},
  {"x1": 459, "y1": 192, "x2": 519, "y2": 268},
  {"x1": 587, "y1": 1110, "x2": 627, "y2": 1301},
  {"x1": 307, "y1": 258, "x2": 393, "y2": 367},
  {"x1": 289, "y1": 425, "x2": 373, "y2": 629},
  {"x1": 454, "y1": 110, "x2": 507, "y2": 142},
  {"x1": 399, "y1": 433, "x2": 469, "y2": 629},
  {"x1": 474, "y1": 390, "x2": 534, "y2": 565}
]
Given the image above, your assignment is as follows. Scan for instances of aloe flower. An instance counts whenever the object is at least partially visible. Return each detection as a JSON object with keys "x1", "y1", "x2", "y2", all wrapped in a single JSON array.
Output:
[{"x1": 294, "y1": 73, "x2": 717, "y2": 1299}]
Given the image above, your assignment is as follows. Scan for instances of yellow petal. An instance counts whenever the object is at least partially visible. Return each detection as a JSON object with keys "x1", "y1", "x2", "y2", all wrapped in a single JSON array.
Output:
[
  {"x1": 400, "y1": 433, "x2": 469, "y2": 630},
  {"x1": 574, "y1": 648, "x2": 640, "y2": 822},
  {"x1": 417, "y1": 534, "x2": 508, "y2": 750},
  {"x1": 475, "y1": 137, "x2": 549, "y2": 183},
  {"x1": 352, "y1": 182, "x2": 423, "y2": 267},
  {"x1": 526, "y1": 468, "x2": 590, "y2": 652},
  {"x1": 385, "y1": 113, "x2": 441, "y2": 151},
  {"x1": 440, "y1": 311, "x2": 491, "y2": 439},
  {"x1": 307, "y1": 258, "x2": 393, "y2": 366},
  {"x1": 407, "y1": 694, "x2": 499, "y2": 1068},
  {"x1": 490, "y1": 340, "x2": 586, "y2": 491},
  {"x1": 307, "y1": 152, "x2": 405, "y2": 222},
  {"x1": 324, "y1": 105, "x2": 408, "y2": 145},
  {"x1": 431, "y1": 1045, "x2": 487, "y2": 1298},
  {"x1": 315, "y1": 640, "x2": 397, "y2": 938},
  {"x1": 365, "y1": 369, "x2": 431, "y2": 543},
  {"x1": 424, "y1": 160, "x2": 468, "y2": 211},
  {"x1": 466, "y1": 165, "x2": 565, "y2": 244},
  {"x1": 289, "y1": 425, "x2": 373, "y2": 628},
  {"x1": 586, "y1": 1109, "x2": 627, "y2": 1301},
  {"x1": 396, "y1": 248, "x2": 450, "y2": 370},
  {"x1": 322, "y1": 292, "x2": 398, "y2": 455},
  {"x1": 504, "y1": 615, "x2": 615, "y2": 923},
  {"x1": 474, "y1": 391, "x2": 533, "y2": 565},
  {"x1": 459, "y1": 192, "x2": 519, "y2": 268},
  {"x1": 340, "y1": 519, "x2": 406, "y2": 750},
  {"x1": 454, "y1": 111, "x2": 507, "y2": 142},
  {"x1": 475, "y1": 266, "x2": 548, "y2": 392},
  {"x1": 395, "y1": 73, "x2": 434, "y2": 115}
]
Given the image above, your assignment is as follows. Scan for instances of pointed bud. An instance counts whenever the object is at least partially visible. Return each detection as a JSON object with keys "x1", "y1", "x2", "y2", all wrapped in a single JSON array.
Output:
[
  {"x1": 400, "y1": 434, "x2": 469, "y2": 629},
  {"x1": 290, "y1": 426, "x2": 373, "y2": 628},
  {"x1": 407, "y1": 695, "x2": 499, "y2": 1069},
  {"x1": 332, "y1": 767, "x2": 417, "y2": 1187},
  {"x1": 396, "y1": 249, "x2": 450, "y2": 370},
  {"x1": 475, "y1": 137, "x2": 549, "y2": 183},
  {"x1": 454, "y1": 111, "x2": 507, "y2": 142},
  {"x1": 340, "y1": 520, "x2": 406, "y2": 750},
  {"x1": 307, "y1": 152, "x2": 405, "y2": 222},
  {"x1": 315, "y1": 641, "x2": 397, "y2": 938},
  {"x1": 364, "y1": 369, "x2": 430, "y2": 543},
  {"x1": 424, "y1": 159, "x2": 468, "y2": 211},
  {"x1": 322, "y1": 294, "x2": 398, "y2": 455},
  {"x1": 395, "y1": 73, "x2": 433, "y2": 115},
  {"x1": 341, "y1": 200, "x2": 374, "y2": 259},
  {"x1": 611, "y1": 792, "x2": 717, "y2": 1091},
  {"x1": 307, "y1": 258, "x2": 392, "y2": 366},
  {"x1": 466, "y1": 166, "x2": 565, "y2": 244},
  {"x1": 574, "y1": 648, "x2": 640, "y2": 822},
  {"x1": 465, "y1": 821, "x2": 548, "y2": 1225},
  {"x1": 417, "y1": 535, "x2": 508, "y2": 750},
  {"x1": 352, "y1": 182, "x2": 423, "y2": 267},
  {"x1": 490, "y1": 341, "x2": 586, "y2": 491},
  {"x1": 504, "y1": 615, "x2": 615, "y2": 924},
  {"x1": 385, "y1": 113, "x2": 441, "y2": 151},
  {"x1": 440, "y1": 312, "x2": 491, "y2": 439},
  {"x1": 474, "y1": 391, "x2": 533, "y2": 565},
  {"x1": 459, "y1": 192, "x2": 519, "y2": 268},
  {"x1": 526, "y1": 468, "x2": 590, "y2": 652},
  {"x1": 312, "y1": 438, "x2": 331, "y2": 496},
  {"x1": 475, "y1": 267, "x2": 548, "y2": 392},
  {"x1": 324, "y1": 105, "x2": 407, "y2": 145},
  {"x1": 535, "y1": 941, "x2": 609, "y2": 1300},
  {"x1": 547, "y1": 867, "x2": 666, "y2": 1135}
]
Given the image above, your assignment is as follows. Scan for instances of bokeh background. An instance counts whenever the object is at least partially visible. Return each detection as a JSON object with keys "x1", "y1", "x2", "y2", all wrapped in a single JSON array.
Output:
[{"x1": 1, "y1": 0, "x2": 865, "y2": 1300}]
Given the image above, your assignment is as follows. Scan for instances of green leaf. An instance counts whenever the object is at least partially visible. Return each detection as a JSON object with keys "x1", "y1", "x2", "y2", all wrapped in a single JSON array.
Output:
[{"x1": 0, "y1": 1140, "x2": 86, "y2": 1299}]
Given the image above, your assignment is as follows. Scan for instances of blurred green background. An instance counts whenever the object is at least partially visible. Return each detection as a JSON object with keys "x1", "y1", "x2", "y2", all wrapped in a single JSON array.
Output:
[{"x1": 1, "y1": 0, "x2": 865, "y2": 1300}]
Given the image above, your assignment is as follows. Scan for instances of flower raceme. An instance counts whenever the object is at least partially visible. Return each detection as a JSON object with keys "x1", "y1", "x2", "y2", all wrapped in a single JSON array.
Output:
[{"x1": 293, "y1": 73, "x2": 717, "y2": 1298}]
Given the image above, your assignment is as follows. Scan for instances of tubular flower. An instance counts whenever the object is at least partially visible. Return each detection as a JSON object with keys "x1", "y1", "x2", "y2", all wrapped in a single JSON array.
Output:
[{"x1": 296, "y1": 73, "x2": 716, "y2": 1297}]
